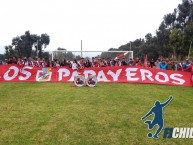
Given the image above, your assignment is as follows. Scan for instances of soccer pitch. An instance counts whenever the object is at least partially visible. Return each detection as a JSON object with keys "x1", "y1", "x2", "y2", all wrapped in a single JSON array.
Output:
[{"x1": 0, "y1": 83, "x2": 193, "y2": 145}]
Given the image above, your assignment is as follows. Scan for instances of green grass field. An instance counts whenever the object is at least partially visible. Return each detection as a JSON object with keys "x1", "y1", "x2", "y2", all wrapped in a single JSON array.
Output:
[{"x1": 0, "y1": 82, "x2": 193, "y2": 145}]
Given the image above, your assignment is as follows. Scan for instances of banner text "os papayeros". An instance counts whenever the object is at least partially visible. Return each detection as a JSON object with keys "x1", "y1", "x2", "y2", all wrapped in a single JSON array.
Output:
[{"x1": 0, "y1": 65, "x2": 192, "y2": 86}]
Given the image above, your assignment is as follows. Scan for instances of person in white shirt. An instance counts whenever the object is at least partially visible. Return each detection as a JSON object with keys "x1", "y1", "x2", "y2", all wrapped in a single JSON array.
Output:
[{"x1": 71, "y1": 60, "x2": 78, "y2": 70}]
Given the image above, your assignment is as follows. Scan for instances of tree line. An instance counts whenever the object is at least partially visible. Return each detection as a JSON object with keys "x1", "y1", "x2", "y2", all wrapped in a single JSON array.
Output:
[{"x1": 4, "y1": 31, "x2": 50, "y2": 60}]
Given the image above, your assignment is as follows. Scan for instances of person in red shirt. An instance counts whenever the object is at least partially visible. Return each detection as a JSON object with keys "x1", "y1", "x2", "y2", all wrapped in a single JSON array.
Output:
[
  {"x1": 17, "y1": 57, "x2": 23, "y2": 66},
  {"x1": 13, "y1": 57, "x2": 17, "y2": 64},
  {"x1": 79, "y1": 58, "x2": 85, "y2": 69},
  {"x1": 35, "y1": 58, "x2": 41, "y2": 67},
  {"x1": 101, "y1": 58, "x2": 107, "y2": 67},
  {"x1": 183, "y1": 61, "x2": 193, "y2": 72},
  {"x1": 133, "y1": 58, "x2": 143, "y2": 66},
  {"x1": 8, "y1": 57, "x2": 14, "y2": 64},
  {"x1": 95, "y1": 59, "x2": 101, "y2": 67},
  {"x1": 41, "y1": 58, "x2": 46, "y2": 68},
  {"x1": 91, "y1": 57, "x2": 96, "y2": 67},
  {"x1": 106, "y1": 58, "x2": 111, "y2": 67},
  {"x1": 28, "y1": 57, "x2": 34, "y2": 66},
  {"x1": 184, "y1": 61, "x2": 193, "y2": 86}
]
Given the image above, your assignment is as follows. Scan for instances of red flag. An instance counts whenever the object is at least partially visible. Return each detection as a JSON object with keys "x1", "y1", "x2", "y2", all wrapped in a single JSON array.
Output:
[
  {"x1": 115, "y1": 52, "x2": 129, "y2": 60},
  {"x1": 144, "y1": 54, "x2": 148, "y2": 67}
]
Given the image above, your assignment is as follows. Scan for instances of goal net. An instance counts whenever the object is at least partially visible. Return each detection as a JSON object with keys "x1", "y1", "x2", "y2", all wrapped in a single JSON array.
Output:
[{"x1": 51, "y1": 50, "x2": 133, "y2": 62}]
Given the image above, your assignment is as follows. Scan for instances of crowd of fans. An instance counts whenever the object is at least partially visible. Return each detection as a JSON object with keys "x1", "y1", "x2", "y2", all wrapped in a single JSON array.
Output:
[{"x1": 0, "y1": 56, "x2": 192, "y2": 72}]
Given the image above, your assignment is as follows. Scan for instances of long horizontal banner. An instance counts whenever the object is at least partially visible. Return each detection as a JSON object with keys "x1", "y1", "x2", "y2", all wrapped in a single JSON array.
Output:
[{"x1": 0, "y1": 65, "x2": 192, "y2": 86}]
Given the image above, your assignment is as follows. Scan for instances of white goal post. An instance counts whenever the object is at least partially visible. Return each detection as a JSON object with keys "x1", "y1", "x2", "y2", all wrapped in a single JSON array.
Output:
[{"x1": 51, "y1": 50, "x2": 133, "y2": 61}]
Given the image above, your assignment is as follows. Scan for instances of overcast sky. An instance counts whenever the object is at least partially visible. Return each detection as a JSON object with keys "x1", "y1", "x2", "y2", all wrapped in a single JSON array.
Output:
[{"x1": 0, "y1": 0, "x2": 182, "y2": 56}]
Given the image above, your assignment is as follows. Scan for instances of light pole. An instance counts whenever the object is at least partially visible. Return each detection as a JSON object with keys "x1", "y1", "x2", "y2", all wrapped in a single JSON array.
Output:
[
  {"x1": 37, "y1": 39, "x2": 39, "y2": 59},
  {"x1": 81, "y1": 40, "x2": 82, "y2": 57},
  {"x1": 130, "y1": 41, "x2": 131, "y2": 51}
]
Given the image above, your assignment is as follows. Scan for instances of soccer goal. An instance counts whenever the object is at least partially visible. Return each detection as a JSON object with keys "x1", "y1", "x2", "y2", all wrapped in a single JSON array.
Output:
[{"x1": 51, "y1": 50, "x2": 133, "y2": 61}]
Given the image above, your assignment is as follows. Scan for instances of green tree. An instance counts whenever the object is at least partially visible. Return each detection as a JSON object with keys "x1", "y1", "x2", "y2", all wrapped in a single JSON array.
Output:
[
  {"x1": 177, "y1": 0, "x2": 192, "y2": 27},
  {"x1": 145, "y1": 33, "x2": 152, "y2": 45},
  {"x1": 12, "y1": 36, "x2": 22, "y2": 56},
  {"x1": 37, "y1": 34, "x2": 50, "y2": 58},
  {"x1": 183, "y1": 22, "x2": 193, "y2": 56},
  {"x1": 20, "y1": 31, "x2": 34, "y2": 58},
  {"x1": 169, "y1": 28, "x2": 183, "y2": 59},
  {"x1": 164, "y1": 13, "x2": 176, "y2": 29},
  {"x1": 5, "y1": 45, "x2": 16, "y2": 58},
  {"x1": 10, "y1": 31, "x2": 50, "y2": 59},
  {"x1": 156, "y1": 22, "x2": 172, "y2": 57}
]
